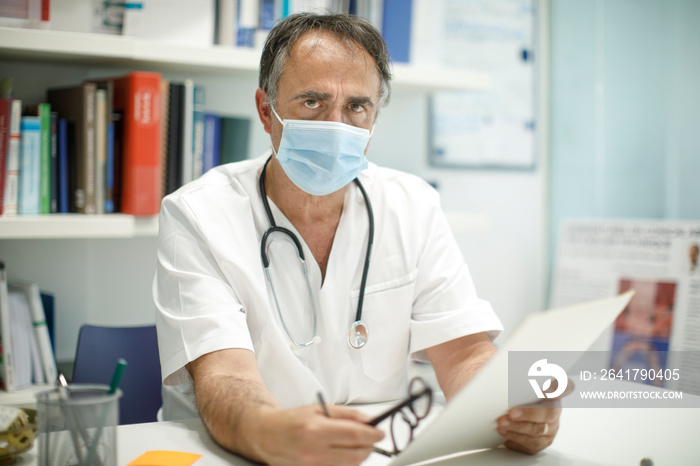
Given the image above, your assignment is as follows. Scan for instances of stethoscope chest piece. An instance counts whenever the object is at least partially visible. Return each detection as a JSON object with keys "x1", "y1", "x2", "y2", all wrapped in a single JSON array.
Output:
[{"x1": 348, "y1": 320, "x2": 369, "y2": 349}]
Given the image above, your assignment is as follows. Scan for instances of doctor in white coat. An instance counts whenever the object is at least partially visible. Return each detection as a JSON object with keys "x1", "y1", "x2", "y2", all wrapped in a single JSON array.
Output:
[{"x1": 154, "y1": 12, "x2": 563, "y2": 466}]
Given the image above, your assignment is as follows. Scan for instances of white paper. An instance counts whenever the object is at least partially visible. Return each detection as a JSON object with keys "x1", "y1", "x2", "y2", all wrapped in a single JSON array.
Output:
[{"x1": 391, "y1": 292, "x2": 633, "y2": 466}]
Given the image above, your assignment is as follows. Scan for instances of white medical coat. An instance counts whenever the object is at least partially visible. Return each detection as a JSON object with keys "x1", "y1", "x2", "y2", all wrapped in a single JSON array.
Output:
[{"x1": 154, "y1": 154, "x2": 502, "y2": 419}]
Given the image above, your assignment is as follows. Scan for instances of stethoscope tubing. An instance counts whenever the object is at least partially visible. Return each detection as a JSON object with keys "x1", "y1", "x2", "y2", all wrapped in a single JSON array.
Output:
[{"x1": 258, "y1": 156, "x2": 374, "y2": 347}]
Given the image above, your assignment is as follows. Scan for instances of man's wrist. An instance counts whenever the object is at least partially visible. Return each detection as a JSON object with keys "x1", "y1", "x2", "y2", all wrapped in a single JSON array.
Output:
[{"x1": 237, "y1": 402, "x2": 282, "y2": 463}]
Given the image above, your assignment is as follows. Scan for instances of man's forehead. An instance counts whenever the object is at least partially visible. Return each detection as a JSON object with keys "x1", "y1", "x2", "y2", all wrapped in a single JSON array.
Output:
[{"x1": 291, "y1": 30, "x2": 362, "y2": 55}]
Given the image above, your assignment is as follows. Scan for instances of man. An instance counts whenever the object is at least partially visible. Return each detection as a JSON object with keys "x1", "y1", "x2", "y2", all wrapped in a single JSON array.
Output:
[{"x1": 154, "y1": 13, "x2": 562, "y2": 465}]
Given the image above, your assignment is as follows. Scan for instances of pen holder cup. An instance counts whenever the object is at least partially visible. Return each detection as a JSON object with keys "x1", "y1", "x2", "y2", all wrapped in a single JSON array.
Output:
[{"x1": 35, "y1": 385, "x2": 122, "y2": 466}]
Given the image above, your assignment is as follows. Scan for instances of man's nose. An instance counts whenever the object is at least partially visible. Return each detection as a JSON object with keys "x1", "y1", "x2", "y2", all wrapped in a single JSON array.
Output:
[{"x1": 324, "y1": 106, "x2": 345, "y2": 124}]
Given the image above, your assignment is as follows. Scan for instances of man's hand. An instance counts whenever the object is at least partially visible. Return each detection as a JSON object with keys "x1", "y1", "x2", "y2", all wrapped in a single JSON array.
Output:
[
  {"x1": 254, "y1": 403, "x2": 384, "y2": 466},
  {"x1": 496, "y1": 399, "x2": 561, "y2": 454},
  {"x1": 188, "y1": 348, "x2": 384, "y2": 465},
  {"x1": 496, "y1": 378, "x2": 574, "y2": 454}
]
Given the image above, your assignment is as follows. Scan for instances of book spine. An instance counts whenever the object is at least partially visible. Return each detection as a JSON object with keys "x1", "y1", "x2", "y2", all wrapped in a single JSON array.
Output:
[
  {"x1": 3, "y1": 99, "x2": 22, "y2": 215},
  {"x1": 181, "y1": 79, "x2": 194, "y2": 186},
  {"x1": 57, "y1": 117, "x2": 69, "y2": 213},
  {"x1": 38, "y1": 103, "x2": 52, "y2": 214},
  {"x1": 220, "y1": 116, "x2": 251, "y2": 165},
  {"x1": 192, "y1": 85, "x2": 206, "y2": 180},
  {"x1": 202, "y1": 113, "x2": 221, "y2": 174},
  {"x1": 381, "y1": 0, "x2": 412, "y2": 63},
  {"x1": 13, "y1": 282, "x2": 57, "y2": 384},
  {"x1": 115, "y1": 72, "x2": 163, "y2": 216},
  {"x1": 95, "y1": 89, "x2": 107, "y2": 214},
  {"x1": 0, "y1": 98, "x2": 9, "y2": 215},
  {"x1": 83, "y1": 85, "x2": 96, "y2": 214},
  {"x1": 18, "y1": 116, "x2": 42, "y2": 215},
  {"x1": 0, "y1": 262, "x2": 15, "y2": 391},
  {"x1": 236, "y1": 0, "x2": 258, "y2": 47},
  {"x1": 216, "y1": 0, "x2": 236, "y2": 46},
  {"x1": 165, "y1": 82, "x2": 183, "y2": 196},
  {"x1": 105, "y1": 118, "x2": 115, "y2": 213},
  {"x1": 49, "y1": 111, "x2": 58, "y2": 213},
  {"x1": 159, "y1": 80, "x2": 170, "y2": 200}
]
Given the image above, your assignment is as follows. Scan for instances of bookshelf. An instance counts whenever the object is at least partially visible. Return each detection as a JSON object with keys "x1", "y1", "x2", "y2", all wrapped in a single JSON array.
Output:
[
  {"x1": 0, "y1": 26, "x2": 491, "y2": 239},
  {"x1": 0, "y1": 24, "x2": 493, "y2": 368},
  {"x1": 0, "y1": 27, "x2": 490, "y2": 91}
]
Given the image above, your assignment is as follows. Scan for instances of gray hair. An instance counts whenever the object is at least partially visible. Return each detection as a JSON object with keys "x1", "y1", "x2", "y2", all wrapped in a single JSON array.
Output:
[{"x1": 259, "y1": 12, "x2": 392, "y2": 109}]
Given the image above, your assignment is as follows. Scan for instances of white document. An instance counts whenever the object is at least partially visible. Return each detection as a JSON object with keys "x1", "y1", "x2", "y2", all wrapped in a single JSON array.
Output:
[{"x1": 390, "y1": 291, "x2": 634, "y2": 466}]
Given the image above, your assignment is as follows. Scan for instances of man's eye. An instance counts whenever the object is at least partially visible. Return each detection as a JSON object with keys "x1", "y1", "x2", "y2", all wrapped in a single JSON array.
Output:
[
  {"x1": 350, "y1": 104, "x2": 365, "y2": 113},
  {"x1": 304, "y1": 100, "x2": 320, "y2": 109}
]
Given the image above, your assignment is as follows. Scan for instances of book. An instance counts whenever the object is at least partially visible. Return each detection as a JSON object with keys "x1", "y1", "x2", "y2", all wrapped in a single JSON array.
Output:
[
  {"x1": 3, "y1": 99, "x2": 22, "y2": 215},
  {"x1": 0, "y1": 79, "x2": 11, "y2": 216},
  {"x1": 105, "y1": 110, "x2": 115, "y2": 213},
  {"x1": 65, "y1": 120, "x2": 78, "y2": 213},
  {"x1": 180, "y1": 79, "x2": 194, "y2": 186},
  {"x1": 159, "y1": 79, "x2": 170, "y2": 199},
  {"x1": 164, "y1": 81, "x2": 184, "y2": 196},
  {"x1": 39, "y1": 292, "x2": 55, "y2": 353},
  {"x1": 10, "y1": 281, "x2": 56, "y2": 384},
  {"x1": 0, "y1": 261, "x2": 15, "y2": 391},
  {"x1": 108, "y1": 71, "x2": 163, "y2": 216},
  {"x1": 85, "y1": 78, "x2": 115, "y2": 213},
  {"x1": 236, "y1": 0, "x2": 258, "y2": 47},
  {"x1": 47, "y1": 82, "x2": 98, "y2": 214},
  {"x1": 381, "y1": 0, "x2": 412, "y2": 63},
  {"x1": 95, "y1": 88, "x2": 107, "y2": 214},
  {"x1": 18, "y1": 116, "x2": 41, "y2": 215},
  {"x1": 216, "y1": 0, "x2": 238, "y2": 46},
  {"x1": 192, "y1": 85, "x2": 206, "y2": 180},
  {"x1": 57, "y1": 117, "x2": 69, "y2": 213},
  {"x1": 49, "y1": 112, "x2": 58, "y2": 213},
  {"x1": 7, "y1": 285, "x2": 43, "y2": 387},
  {"x1": 219, "y1": 116, "x2": 251, "y2": 165},
  {"x1": 111, "y1": 113, "x2": 123, "y2": 213},
  {"x1": 24, "y1": 103, "x2": 52, "y2": 214},
  {"x1": 202, "y1": 112, "x2": 221, "y2": 174}
]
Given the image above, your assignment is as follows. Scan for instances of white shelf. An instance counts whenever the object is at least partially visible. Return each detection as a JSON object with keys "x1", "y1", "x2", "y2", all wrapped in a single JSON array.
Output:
[
  {"x1": 0, "y1": 212, "x2": 488, "y2": 239},
  {"x1": 0, "y1": 214, "x2": 158, "y2": 239},
  {"x1": 0, "y1": 26, "x2": 490, "y2": 91},
  {"x1": 0, "y1": 383, "x2": 52, "y2": 408}
]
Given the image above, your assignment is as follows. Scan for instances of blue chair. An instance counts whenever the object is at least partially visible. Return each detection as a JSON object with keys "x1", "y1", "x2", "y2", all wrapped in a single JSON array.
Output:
[{"x1": 72, "y1": 324, "x2": 162, "y2": 425}]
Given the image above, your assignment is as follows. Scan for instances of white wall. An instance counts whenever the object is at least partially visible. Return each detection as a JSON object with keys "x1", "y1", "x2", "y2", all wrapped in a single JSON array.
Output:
[{"x1": 0, "y1": 4, "x2": 550, "y2": 360}]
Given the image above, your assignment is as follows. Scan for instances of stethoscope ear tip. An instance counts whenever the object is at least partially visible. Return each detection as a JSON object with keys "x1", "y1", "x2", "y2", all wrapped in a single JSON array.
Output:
[{"x1": 312, "y1": 335, "x2": 322, "y2": 345}]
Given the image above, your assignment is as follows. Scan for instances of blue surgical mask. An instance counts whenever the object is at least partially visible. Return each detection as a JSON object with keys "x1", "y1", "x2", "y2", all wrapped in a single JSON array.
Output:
[{"x1": 271, "y1": 106, "x2": 372, "y2": 196}]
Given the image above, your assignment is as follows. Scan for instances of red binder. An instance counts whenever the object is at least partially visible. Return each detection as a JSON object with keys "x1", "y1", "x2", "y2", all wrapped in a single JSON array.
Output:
[{"x1": 111, "y1": 72, "x2": 163, "y2": 216}]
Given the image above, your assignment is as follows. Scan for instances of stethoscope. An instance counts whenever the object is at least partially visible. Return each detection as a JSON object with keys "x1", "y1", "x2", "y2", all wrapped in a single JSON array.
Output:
[{"x1": 259, "y1": 156, "x2": 374, "y2": 349}]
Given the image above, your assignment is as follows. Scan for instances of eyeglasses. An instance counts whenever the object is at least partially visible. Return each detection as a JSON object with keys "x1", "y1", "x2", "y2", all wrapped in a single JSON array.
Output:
[{"x1": 317, "y1": 377, "x2": 433, "y2": 458}]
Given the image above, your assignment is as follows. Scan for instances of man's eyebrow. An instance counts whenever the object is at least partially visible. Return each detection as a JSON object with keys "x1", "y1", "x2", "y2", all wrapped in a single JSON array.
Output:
[
  {"x1": 292, "y1": 90, "x2": 332, "y2": 101},
  {"x1": 347, "y1": 96, "x2": 375, "y2": 108},
  {"x1": 291, "y1": 91, "x2": 375, "y2": 107}
]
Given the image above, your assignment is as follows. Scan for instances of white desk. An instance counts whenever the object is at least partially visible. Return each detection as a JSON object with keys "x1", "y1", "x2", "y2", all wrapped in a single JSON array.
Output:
[{"x1": 14, "y1": 401, "x2": 700, "y2": 466}]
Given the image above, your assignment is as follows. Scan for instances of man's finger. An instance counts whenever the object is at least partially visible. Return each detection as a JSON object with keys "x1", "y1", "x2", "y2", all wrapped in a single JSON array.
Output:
[
  {"x1": 326, "y1": 404, "x2": 374, "y2": 423},
  {"x1": 497, "y1": 418, "x2": 557, "y2": 438},
  {"x1": 506, "y1": 405, "x2": 561, "y2": 424}
]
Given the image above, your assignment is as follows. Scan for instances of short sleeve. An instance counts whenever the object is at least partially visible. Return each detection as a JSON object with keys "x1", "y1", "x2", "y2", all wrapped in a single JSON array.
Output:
[
  {"x1": 154, "y1": 193, "x2": 255, "y2": 386},
  {"x1": 408, "y1": 188, "x2": 503, "y2": 360}
]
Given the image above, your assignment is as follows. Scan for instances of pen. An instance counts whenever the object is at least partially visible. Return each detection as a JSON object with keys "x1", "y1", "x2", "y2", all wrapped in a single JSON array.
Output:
[
  {"x1": 317, "y1": 392, "x2": 331, "y2": 417},
  {"x1": 85, "y1": 358, "x2": 128, "y2": 465}
]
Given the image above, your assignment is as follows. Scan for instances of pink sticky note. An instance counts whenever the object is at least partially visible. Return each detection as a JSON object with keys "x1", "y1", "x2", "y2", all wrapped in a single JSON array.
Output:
[{"x1": 128, "y1": 450, "x2": 203, "y2": 466}]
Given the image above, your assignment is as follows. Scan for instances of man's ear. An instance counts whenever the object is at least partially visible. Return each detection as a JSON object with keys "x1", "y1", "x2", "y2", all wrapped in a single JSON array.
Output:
[{"x1": 255, "y1": 88, "x2": 272, "y2": 134}]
